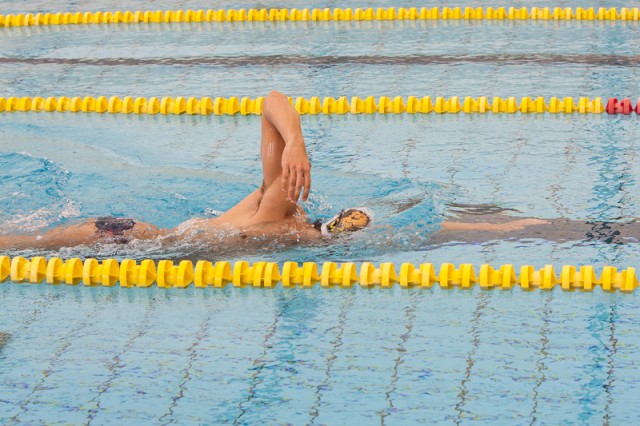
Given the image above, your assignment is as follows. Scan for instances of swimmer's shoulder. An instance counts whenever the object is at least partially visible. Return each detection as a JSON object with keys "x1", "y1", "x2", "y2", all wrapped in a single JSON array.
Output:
[
  {"x1": 180, "y1": 217, "x2": 209, "y2": 228},
  {"x1": 243, "y1": 217, "x2": 321, "y2": 241}
]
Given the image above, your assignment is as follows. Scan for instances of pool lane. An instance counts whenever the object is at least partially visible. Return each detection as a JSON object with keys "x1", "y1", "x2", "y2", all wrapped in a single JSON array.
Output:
[
  {"x1": 1, "y1": 21, "x2": 639, "y2": 99},
  {"x1": 1, "y1": 284, "x2": 638, "y2": 424}
]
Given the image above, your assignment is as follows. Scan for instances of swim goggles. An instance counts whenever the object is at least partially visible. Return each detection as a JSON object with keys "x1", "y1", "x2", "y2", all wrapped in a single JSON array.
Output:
[{"x1": 318, "y1": 208, "x2": 372, "y2": 236}]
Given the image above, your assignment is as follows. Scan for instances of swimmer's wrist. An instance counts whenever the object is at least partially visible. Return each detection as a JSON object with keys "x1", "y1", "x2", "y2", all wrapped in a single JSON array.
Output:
[{"x1": 285, "y1": 134, "x2": 305, "y2": 147}]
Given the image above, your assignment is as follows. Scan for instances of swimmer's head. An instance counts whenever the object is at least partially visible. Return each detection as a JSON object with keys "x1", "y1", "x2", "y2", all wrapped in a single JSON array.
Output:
[{"x1": 315, "y1": 208, "x2": 372, "y2": 236}]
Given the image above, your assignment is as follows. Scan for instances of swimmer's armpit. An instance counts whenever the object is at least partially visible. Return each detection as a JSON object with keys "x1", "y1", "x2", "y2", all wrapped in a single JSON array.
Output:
[{"x1": 95, "y1": 217, "x2": 136, "y2": 236}]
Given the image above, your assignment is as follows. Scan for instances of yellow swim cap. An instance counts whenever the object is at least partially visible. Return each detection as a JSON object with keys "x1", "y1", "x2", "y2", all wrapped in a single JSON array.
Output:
[{"x1": 321, "y1": 208, "x2": 372, "y2": 235}]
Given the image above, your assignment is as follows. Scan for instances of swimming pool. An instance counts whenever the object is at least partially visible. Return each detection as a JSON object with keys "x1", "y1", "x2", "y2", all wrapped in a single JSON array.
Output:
[{"x1": 2, "y1": 1, "x2": 640, "y2": 423}]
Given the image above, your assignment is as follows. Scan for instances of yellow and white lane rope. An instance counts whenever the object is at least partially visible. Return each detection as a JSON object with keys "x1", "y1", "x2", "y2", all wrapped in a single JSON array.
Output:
[
  {"x1": 1, "y1": 256, "x2": 638, "y2": 292},
  {"x1": 2, "y1": 95, "x2": 639, "y2": 116},
  {"x1": 1, "y1": 7, "x2": 639, "y2": 28}
]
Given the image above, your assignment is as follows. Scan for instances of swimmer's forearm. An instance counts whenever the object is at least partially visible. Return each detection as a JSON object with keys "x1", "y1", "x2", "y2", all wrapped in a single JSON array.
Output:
[
  {"x1": 262, "y1": 90, "x2": 304, "y2": 145},
  {"x1": 441, "y1": 221, "x2": 500, "y2": 232},
  {"x1": 442, "y1": 218, "x2": 550, "y2": 232}
]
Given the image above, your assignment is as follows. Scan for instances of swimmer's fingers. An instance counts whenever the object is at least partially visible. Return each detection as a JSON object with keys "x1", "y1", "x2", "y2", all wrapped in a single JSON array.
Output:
[
  {"x1": 294, "y1": 167, "x2": 307, "y2": 202},
  {"x1": 282, "y1": 164, "x2": 296, "y2": 201},
  {"x1": 281, "y1": 142, "x2": 311, "y2": 201},
  {"x1": 281, "y1": 166, "x2": 290, "y2": 193},
  {"x1": 294, "y1": 162, "x2": 312, "y2": 202},
  {"x1": 283, "y1": 167, "x2": 299, "y2": 201},
  {"x1": 302, "y1": 168, "x2": 311, "y2": 202},
  {"x1": 289, "y1": 166, "x2": 303, "y2": 202},
  {"x1": 284, "y1": 165, "x2": 309, "y2": 202}
]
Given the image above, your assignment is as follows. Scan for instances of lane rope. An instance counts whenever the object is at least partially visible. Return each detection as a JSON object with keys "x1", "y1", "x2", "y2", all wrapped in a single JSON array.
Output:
[
  {"x1": 0, "y1": 256, "x2": 638, "y2": 292},
  {"x1": 1, "y1": 7, "x2": 639, "y2": 28},
  {"x1": 1, "y1": 96, "x2": 638, "y2": 116}
]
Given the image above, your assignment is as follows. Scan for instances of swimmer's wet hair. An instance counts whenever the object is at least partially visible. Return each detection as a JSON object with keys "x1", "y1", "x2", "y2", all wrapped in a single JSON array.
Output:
[{"x1": 316, "y1": 208, "x2": 372, "y2": 235}]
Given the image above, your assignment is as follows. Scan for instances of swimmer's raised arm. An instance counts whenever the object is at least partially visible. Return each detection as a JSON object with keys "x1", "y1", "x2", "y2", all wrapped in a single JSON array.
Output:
[{"x1": 262, "y1": 90, "x2": 311, "y2": 202}]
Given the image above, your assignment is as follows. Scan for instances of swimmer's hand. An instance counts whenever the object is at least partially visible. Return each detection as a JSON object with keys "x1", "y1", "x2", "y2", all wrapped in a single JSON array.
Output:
[{"x1": 281, "y1": 137, "x2": 311, "y2": 202}]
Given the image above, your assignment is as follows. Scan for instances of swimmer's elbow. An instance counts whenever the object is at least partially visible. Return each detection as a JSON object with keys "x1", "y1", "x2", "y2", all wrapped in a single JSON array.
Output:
[
  {"x1": 263, "y1": 91, "x2": 292, "y2": 115},
  {"x1": 265, "y1": 90, "x2": 287, "y2": 103}
]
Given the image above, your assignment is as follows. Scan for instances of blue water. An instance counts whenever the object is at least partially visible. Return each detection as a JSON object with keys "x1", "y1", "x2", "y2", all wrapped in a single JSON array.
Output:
[
  {"x1": 2, "y1": 284, "x2": 640, "y2": 425},
  {"x1": 2, "y1": 112, "x2": 640, "y2": 266},
  {"x1": 2, "y1": 1, "x2": 640, "y2": 424},
  {"x1": 2, "y1": 20, "x2": 640, "y2": 99}
]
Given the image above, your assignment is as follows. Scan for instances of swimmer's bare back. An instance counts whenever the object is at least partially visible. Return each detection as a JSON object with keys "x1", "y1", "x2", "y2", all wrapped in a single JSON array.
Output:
[
  {"x1": 0, "y1": 213, "x2": 321, "y2": 251},
  {"x1": 164, "y1": 215, "x2": 320, "y2": 245}
]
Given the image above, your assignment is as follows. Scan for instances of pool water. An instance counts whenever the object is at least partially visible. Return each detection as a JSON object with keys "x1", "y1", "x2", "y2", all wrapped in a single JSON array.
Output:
[
  {"x1": 1, "y1": 1, "x2": 640, "y2": 424},
  {"x1": 2, "y1": 282, "x2": 638, "y2": 424}
]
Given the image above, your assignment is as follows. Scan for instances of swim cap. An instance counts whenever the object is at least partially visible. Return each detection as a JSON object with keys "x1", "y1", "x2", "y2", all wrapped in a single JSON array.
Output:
[{"x1": 320, "y1": 208, "x2": 372, "y2": 235}]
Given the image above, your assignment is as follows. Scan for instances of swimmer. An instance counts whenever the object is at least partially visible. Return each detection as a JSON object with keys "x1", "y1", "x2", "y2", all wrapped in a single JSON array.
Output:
[
  {"x1": 0, "y1": 91, "x2": 372, "y2": 251},
  {"x1": 0, "y1": 91, "x2": 638, "y2": 251}
]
